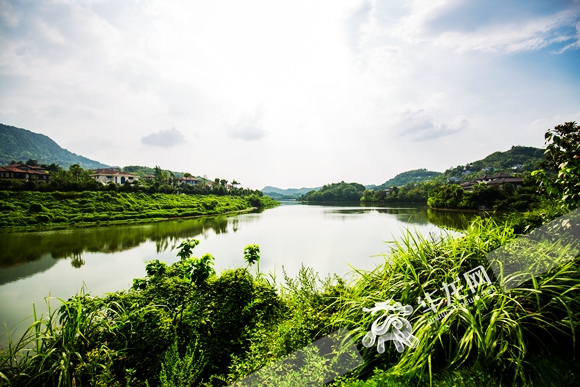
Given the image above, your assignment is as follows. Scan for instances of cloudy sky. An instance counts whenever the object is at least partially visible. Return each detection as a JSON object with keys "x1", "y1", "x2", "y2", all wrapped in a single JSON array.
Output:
[{"x1": 1, "y1": 0, "x2": 579, "y2": 189}]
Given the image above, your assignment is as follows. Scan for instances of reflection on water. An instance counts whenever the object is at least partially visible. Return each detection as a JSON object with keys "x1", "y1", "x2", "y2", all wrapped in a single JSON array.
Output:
[
  {"x1": 322, "y1": 204, "x2": 481, "y2": 229},
  {"x1": 0, "y1": 215, "x2": 259, "y2": 283}
]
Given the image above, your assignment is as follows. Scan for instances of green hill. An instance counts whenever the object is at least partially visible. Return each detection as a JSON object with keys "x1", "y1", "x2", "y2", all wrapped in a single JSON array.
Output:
[
  {"x1": 300, "y1": 181, "x2": 365, "y2": 202},
  {"x1": 375, "y1": 146, "x2": 544, "y2": 188},
  {"x1": 441, "y1": 146, "x2": 544, "y2": 182},
  {"x1": 0, "y1": 123, "x2": 108, "y2": 169},
  {"x1": 376, "y1": 169, "x2": 442, "y2": 189}
]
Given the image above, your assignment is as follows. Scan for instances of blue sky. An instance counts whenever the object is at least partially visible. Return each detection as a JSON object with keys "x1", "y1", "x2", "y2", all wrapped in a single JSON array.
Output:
[{"x1": 1, "y1": 0, "x2": 579, "y2": 188}]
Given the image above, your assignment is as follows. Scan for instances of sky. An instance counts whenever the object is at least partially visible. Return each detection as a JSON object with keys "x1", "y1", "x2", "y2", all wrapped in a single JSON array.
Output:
[{"x1": 1, "y1": 0, "x2": 580, "y2": 189}]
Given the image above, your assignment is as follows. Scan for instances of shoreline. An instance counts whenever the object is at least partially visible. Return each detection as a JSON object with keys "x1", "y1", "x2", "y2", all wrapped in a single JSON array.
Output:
[{"x1": 0, "y1": 205, "x2": 277, "y2": 234}]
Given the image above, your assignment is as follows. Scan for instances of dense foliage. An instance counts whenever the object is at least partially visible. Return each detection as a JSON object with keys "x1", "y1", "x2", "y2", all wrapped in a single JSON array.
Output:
[
  {"x1": 535, "y1": 121, "x2": 580, "y2": 210},
  {"x1": 362, "y1": 181, "x2": 441, "y2": 203},
  {"x1": 300, "y1": 181, "x2": 366, "y2": 202},
  {"x1": 426, "y1": 175, "x2": 545, "y2": 211},
  {"x1": 0, "y1": 124, "x2": 108, "y2": 169},
  {"x1": 0, "y1": 191, "x2": 277, "y2": 231}
]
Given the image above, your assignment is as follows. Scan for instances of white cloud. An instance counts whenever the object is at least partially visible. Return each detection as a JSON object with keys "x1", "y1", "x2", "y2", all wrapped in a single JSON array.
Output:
[
  {"x1": 398, "y1": 110, "x2": 469, "y2": 141},
  {"x1": 391, "y1": 1, "x2": 580, "y2": 53},
  {"x1": 141, "y1": 127, "x2": 186, "y2": 147},
  {"x1": 227, "y1": 109, "x2": 266, "y2": 142}
]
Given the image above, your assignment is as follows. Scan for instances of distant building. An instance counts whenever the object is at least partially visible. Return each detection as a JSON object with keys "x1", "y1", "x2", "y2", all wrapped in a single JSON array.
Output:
[
  {"x1": 461, "y1": 173, "x2": 523, "y2": 192},
  {"x1": 90, "y1": 169, "x2": 139, "y2": 185},
  {"x1": 177, "y1": 176, "x2": 200, "y2": 186},
  {"x1": 0, "y1": 163, "x2": 50, "y2": 183}
]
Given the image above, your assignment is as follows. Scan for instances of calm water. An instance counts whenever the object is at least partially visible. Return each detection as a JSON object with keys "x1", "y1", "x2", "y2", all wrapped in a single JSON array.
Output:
[{"x1": 0, "y1": 202, "x2": 476, "y2": 342}]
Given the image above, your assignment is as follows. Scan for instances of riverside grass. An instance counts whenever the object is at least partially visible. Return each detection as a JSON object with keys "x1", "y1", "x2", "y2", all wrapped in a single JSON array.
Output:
[
  {"x1": 0, "y1": 190, "x2": 278, "y2": 231},
  {"x1": 1, "y1": 217, "x2": 579, "y2": 386},
  {"x1": 333, "y1": 217, "x2": 580, "y2": 386}
]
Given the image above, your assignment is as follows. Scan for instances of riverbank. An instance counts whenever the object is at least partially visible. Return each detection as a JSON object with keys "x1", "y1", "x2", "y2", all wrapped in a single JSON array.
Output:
[{"x1": 0, "y1": 191, "x2": 278, "y2": 232}]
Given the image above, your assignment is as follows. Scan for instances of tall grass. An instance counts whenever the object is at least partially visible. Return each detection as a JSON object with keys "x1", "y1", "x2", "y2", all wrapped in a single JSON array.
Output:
[
  {"x1": 332, "y1": 217, "x2": 580, "y2": 385},
  {"x1": 0, "y1": 290, "x2": 125, "y2": 387}
]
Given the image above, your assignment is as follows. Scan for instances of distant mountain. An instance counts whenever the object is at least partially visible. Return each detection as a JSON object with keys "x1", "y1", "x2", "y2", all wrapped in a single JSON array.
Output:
[
  {"x1": 376, "y1": 169, "x2": 442, "y2": 189},
  {"x1": 262, "y1": 186, "x2": 321, "y2": 195},
  {"x1": 0, "y1": 124, "x2": 109, "y2": 169}
]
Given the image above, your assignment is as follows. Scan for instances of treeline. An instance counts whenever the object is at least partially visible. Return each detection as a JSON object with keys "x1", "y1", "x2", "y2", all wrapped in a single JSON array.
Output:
[
  {"x1": 0, "y1": 191, "x2": 278, "y2": 230},
  {"x1": 299, "y1": 181, "x2": 365, "y2": 202},
  {"x1": 361, "y1": 181, "x2": 440, "y2": 203}
]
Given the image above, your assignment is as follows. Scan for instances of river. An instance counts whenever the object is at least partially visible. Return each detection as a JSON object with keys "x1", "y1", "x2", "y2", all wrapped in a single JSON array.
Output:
[{"x1": 0, "y1": 202, "x2": 477, "y2": 343}]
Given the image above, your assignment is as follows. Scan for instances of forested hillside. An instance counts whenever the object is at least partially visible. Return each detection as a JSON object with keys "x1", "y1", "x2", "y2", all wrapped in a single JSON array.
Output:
[
  {"x1": 0, "y1": 124, "x2": 108, "y2": 169},
  {"x1": 300, "y1": 181, "x2": 365, "y2": 201},
  {"x1": 441, "y1": 146, "x2": 544, "y2": 181}
]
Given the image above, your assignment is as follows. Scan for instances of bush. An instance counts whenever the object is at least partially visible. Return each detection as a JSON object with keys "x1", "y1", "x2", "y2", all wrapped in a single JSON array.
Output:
[{"x1": 28, "y1": 203, "x2": 46, "y2": 212}]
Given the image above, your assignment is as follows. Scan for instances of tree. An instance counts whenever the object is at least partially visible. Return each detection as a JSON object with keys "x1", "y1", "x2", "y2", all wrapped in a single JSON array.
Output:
[
  {"x1": 536, "y1": 121, "x2": 580, "y2": 209},
  {"x1": 154, "y1": 166, "x2": 166, "y2": 184},
  {"x1": 26, "y1": 159, "x2": 39, "y2": 166},
  {"x1": 68, "y1": 164, "x2": 83, "y2": 183},
  {"x1": 183, "y1": 172, "x2": 192, "y2": 178},
  {"x1": 243, "y1": 244, "x2": 261, "y2": 275}
]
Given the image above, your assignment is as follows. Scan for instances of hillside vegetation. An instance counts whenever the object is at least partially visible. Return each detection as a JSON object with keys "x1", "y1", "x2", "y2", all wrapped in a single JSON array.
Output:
[
  {"x1": 441, "y1": 146, "x2": 544, "y2": 181},
  {"x1": 0, "y1": 124, "x2": 108, "y2": 169}
]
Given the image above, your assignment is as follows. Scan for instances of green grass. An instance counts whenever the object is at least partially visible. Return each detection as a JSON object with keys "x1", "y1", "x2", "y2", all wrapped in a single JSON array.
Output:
[{"x1": 0, "y1": 191, "x2": 278, "y2": 232}]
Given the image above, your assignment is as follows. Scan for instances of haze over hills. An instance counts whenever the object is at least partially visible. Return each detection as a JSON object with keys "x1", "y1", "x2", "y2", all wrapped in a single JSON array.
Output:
[
  {"x1": 0, "y1": 124, "x2": 109, "y2": 169},
  {"x1": 261, "y1": 186, "x2": 321, "y2": 195}
]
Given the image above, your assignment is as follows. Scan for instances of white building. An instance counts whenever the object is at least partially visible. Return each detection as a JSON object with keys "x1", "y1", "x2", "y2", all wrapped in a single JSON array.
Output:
[{"x1": 90, "y1": 169, "x2": 139, "y2": 185}]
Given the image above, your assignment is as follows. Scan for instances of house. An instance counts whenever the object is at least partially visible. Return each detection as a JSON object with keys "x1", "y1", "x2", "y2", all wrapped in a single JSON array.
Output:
[
  {"x1": 0, "y1": 164, "x2": 50, "y2": 183},
  {"x1": 90, "y1": 169, "x2": 139, "y2": 185},
  {"x1": 177, "y1": 176, "x2": 200, "y2": 186},
  {"x1": 460, "y1": 173, "x2": 523, "y2": 192}
]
